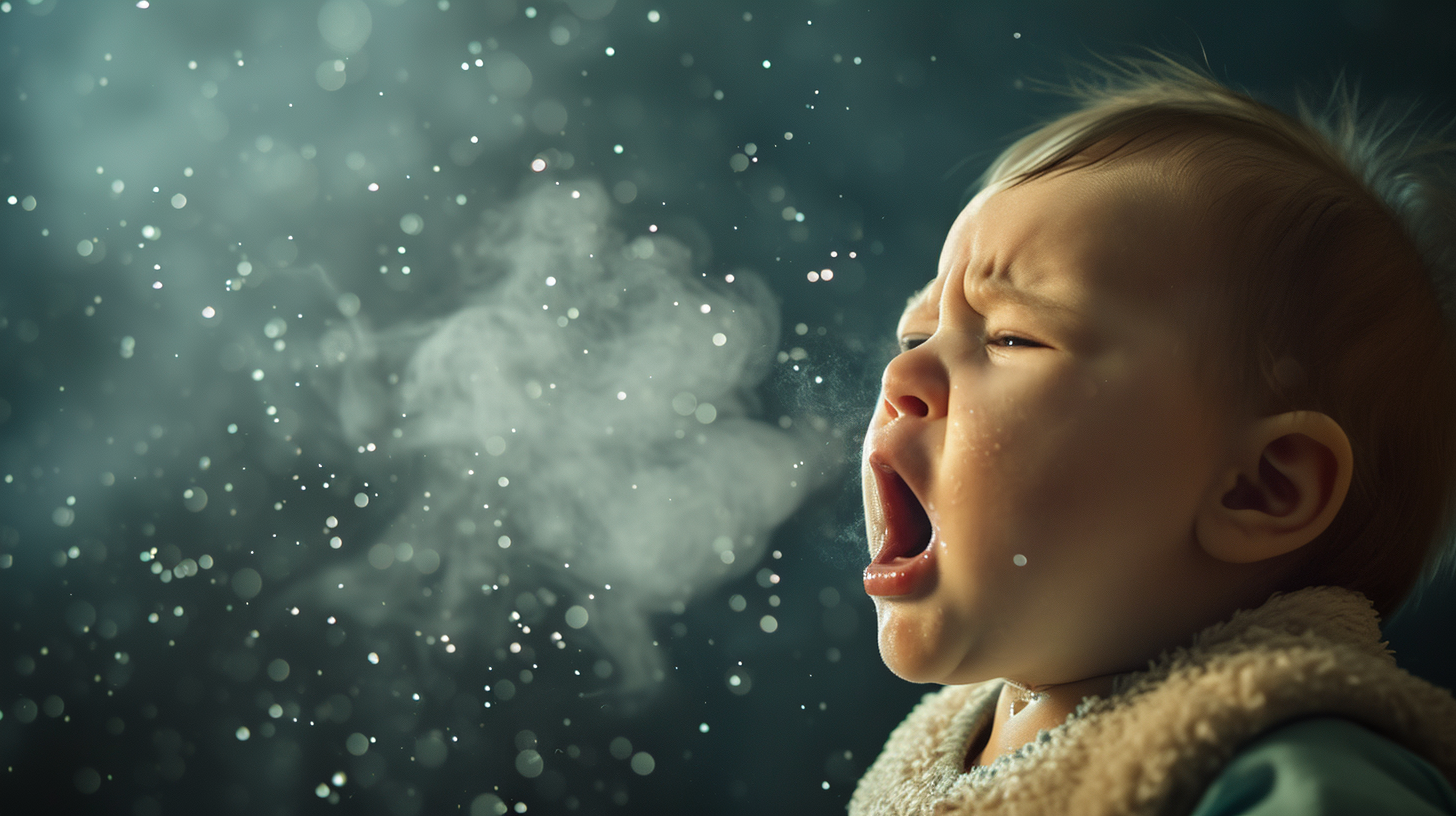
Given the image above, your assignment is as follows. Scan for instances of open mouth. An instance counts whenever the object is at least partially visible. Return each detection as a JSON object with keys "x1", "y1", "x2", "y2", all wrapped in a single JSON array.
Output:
[{"x1": 872, "y1": 467, "x2": 933, "y2": 563}]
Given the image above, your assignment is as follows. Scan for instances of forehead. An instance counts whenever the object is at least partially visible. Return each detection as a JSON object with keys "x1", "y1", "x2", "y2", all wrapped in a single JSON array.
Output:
[{"x1": 903, "y1": 161, "x2": 1213, "y2": 324}]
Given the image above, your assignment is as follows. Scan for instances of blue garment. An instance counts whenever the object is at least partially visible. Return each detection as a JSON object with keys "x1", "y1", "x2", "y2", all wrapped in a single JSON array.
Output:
[{"x1": 1191, "y1": 717, "x2": 1456, "y2": 815}]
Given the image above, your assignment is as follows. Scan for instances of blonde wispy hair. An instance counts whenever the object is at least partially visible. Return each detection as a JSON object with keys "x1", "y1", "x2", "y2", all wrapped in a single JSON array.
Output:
[{"x1": 978, "y1": 56, "x2": 1456, "y2": 614}]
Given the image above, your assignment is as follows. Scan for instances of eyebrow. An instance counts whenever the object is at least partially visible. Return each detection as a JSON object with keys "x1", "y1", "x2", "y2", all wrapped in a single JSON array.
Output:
[
  {"x1": 902, "y1": 268, "x2": 1075, "y2": 324},
  {"x1": 972, "y1": 272, "x2": 1073, "y2": 316}
]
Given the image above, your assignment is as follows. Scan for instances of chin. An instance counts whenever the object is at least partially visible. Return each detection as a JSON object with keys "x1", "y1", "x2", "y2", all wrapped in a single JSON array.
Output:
[
  {"x1": 875, "y1": 602, "x2": 1009, "y2": 686},
  {"x1": 878, "y1": 650, "x2": 939, "y2": 683},
  {"x1": 875, "y1": 612, "x2": 960, "y2": 684}
]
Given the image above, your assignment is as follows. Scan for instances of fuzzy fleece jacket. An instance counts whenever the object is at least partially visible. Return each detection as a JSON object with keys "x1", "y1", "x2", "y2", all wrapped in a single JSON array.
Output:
[{"x1": 849, "y1": 586, "x2": 1456, "y2": 816}]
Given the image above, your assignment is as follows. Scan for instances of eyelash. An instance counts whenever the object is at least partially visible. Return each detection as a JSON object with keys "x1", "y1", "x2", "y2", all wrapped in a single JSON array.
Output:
[
  {"x1": 993, "y1": 335, "x2": 1043, "y2": 349},
  {"x1": 896, "y1": 335, "x2": 1043, "y2": 353}
]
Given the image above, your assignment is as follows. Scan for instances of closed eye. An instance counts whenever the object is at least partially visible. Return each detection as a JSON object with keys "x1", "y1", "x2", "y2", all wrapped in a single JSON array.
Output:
[
  {"x1": 990, "y1": 335, "x2": 1045, "y2": 349},
  {"x1": 897, "y1": 335, "x2": 930, "y2": 353}
]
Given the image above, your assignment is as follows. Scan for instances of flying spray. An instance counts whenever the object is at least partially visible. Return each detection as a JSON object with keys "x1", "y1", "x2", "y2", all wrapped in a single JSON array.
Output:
[{"x1": 312, "y1": 181, "x2": 838, "y2": 687}]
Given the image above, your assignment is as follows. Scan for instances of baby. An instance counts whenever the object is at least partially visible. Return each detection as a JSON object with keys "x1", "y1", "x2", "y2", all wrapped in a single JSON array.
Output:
[{"x1": 850, "y1": 59, "x2": 1456, "y2": 815}]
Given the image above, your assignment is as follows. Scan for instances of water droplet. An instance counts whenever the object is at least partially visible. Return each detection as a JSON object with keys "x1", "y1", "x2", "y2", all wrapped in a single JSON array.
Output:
[
  {"x1": 630, "y1": 751, "x2": 656, "y2": 775},
  {"x1": 182, "y1": 487, "x2": 208, "y2": 512},
  {"x1": 231, "y1": 567, "x2": 262, "y2": 600},
  {"x1": 469, "y1": 793, "x2": 508, "y2": 816},
  {"x1": 346, "y1": 732, "x2": 370, "y2": 755},
  {"x1": 564, "y1": 605, "x2": 588, "y2": 629},
  {"x1": 514, "y1": 749, "x2": 543, "y2": 778},
  {"x1": 609, "y1": 736, "x2": 632, "y2": 759}
]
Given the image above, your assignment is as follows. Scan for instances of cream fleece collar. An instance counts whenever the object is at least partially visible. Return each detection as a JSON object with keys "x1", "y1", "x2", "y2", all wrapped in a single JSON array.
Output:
[{"x1": 849, "y1": 587, "x2": 1456, "y2": 816}]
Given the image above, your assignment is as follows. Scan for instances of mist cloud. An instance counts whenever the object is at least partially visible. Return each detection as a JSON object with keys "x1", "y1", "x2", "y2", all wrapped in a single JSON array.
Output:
[{"x1": 318, "y1": 181, "x2": 835, "y2": 686}]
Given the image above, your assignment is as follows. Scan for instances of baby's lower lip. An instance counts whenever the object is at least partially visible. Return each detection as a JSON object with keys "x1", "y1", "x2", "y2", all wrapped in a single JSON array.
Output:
[{"x1": 863, "y1": 544, "x2": 936, "y2": 597}]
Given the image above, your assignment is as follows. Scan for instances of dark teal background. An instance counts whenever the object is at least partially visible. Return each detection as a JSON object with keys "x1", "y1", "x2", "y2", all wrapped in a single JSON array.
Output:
[{"x1": 1, "y1": 1, "x2": 1453, "y2": 814}]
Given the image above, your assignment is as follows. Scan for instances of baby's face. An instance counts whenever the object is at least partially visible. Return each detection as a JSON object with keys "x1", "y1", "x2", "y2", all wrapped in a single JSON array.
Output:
[{"x1": 863, "y1": 162, "x2": 1248, "y2": 686}]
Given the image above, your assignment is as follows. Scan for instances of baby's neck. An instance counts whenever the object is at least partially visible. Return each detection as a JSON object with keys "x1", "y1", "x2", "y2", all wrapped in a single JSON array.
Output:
[{"x1": 965, "y1": 674, "x2": 1123, "y2": 769}]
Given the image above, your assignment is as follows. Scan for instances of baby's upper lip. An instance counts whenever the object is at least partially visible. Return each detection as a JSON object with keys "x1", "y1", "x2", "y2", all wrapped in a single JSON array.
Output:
[{"x1": 865, "y1": 443, "x2": 935, "y2": 564}]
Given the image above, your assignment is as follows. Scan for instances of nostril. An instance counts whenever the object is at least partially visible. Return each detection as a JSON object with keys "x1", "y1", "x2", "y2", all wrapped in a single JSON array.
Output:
[{"x1": 890, "y1": 395, "x2": 930, "y2": 418}]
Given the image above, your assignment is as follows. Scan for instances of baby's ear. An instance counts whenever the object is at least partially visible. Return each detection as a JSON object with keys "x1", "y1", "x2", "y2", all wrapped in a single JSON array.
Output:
[{"x1": 1195, "y1": 412, "x2": 1353, "y2": 564}]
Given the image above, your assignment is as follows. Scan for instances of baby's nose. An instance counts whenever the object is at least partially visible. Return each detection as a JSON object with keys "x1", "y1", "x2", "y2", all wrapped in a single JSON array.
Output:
[{"x1": 879, "y1": 347, "x2": 947, "y2": 420}]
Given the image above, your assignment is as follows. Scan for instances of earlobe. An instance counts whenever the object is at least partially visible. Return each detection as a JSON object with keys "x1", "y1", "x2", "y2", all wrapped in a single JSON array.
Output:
[{"x1": 1196, "y1": 412, "x2": 1353, "y2": 564}]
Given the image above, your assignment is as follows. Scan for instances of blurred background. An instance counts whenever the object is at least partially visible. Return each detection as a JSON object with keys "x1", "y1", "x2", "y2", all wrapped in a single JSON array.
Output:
[{"x1": 1, "y1": 1, "x2": 1454, "y2": 814}]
